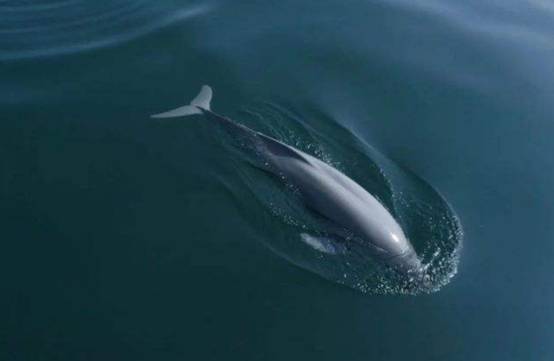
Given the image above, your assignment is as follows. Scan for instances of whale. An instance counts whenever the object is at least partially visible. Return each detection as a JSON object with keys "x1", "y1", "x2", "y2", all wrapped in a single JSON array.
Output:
[{"x1": 151, "y1": 85, "x2": 423, "y2": 276}]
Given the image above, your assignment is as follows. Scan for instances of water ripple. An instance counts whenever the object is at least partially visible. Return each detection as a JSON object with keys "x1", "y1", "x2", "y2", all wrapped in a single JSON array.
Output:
[
  {"x1": 227, "y1": 103, "x2": 463, "y2": 295},
  {"x1": 0, "y1": 0, "x2": 211, "y2": 61}
]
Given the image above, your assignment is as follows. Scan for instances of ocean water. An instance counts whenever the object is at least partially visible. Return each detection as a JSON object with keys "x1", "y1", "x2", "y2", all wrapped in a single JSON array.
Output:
[{"x1": 1, "y1": 0, "x2": 553, "y2": 360}]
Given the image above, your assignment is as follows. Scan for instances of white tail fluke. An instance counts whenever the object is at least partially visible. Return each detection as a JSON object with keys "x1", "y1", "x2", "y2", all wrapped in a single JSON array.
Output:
[{"x1": 151, "y1": 85, "x2": 212, "y2": 119}]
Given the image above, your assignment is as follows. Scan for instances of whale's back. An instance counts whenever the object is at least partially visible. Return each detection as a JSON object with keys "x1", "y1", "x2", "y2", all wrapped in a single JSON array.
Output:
[{"x1": 259, "y1": 135, "x2": 413, "y2": 259}]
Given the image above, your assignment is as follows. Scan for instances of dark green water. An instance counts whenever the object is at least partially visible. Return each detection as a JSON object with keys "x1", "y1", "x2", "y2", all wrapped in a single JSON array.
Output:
[{"x1": 2, "y1": 0, "x2": 553, "y2": 359}]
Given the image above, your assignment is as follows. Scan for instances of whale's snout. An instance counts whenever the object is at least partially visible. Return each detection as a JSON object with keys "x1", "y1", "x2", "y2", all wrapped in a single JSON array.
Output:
[
  {"x1": 386, "y1": 250, "x2": 434, "y2": 292},
  {"x1": 388, "y1": 249, "x2": 424, "y2": 277}
]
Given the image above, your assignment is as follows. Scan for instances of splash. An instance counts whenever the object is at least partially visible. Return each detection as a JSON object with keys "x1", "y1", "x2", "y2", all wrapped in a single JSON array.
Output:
[{"x1": 224, "y1": 103, "x2": 463, "y2": 295}]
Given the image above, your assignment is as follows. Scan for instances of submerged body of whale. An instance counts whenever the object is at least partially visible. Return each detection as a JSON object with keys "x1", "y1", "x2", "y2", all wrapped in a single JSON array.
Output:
[{"x1": 151, "y1": 86, "x2": 423, "y2": 276}]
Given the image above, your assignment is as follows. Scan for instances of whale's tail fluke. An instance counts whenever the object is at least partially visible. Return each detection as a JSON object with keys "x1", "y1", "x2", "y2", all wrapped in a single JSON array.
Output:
[{"x1": 151, "y1": 85, "x2": 212, "y2": 119}]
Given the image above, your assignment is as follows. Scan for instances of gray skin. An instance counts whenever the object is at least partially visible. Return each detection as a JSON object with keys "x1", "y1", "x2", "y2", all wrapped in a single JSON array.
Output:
[{"x1": 199, "y1": 109, "x2": 423, "y2": 276}]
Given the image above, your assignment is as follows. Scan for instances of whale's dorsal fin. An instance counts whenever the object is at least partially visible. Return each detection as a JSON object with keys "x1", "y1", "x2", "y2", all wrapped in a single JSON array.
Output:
[{"x1": 257, "y1": 133, "x2": 311, "y2": 164}]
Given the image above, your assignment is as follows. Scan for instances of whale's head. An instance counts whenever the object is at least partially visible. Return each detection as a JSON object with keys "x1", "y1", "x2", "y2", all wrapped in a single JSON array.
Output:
[
  {"x1": 383, "y1": 246, "x2": 433, "y2": 292},
  {"x1": 360, "y1": 226, "x2": 426, "y2": 284},
  {"x1": 386, "y1": 248, "x2": 424, "y2": 276},
  {"x1": 359, "y1": 223, "x2": 422, "y2": 274}
]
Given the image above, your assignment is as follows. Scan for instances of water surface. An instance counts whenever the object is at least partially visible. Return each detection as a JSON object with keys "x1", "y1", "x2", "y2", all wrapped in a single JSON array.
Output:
[{"x1": 1, "y1": 0, "x2": 553, "y2": 360}]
